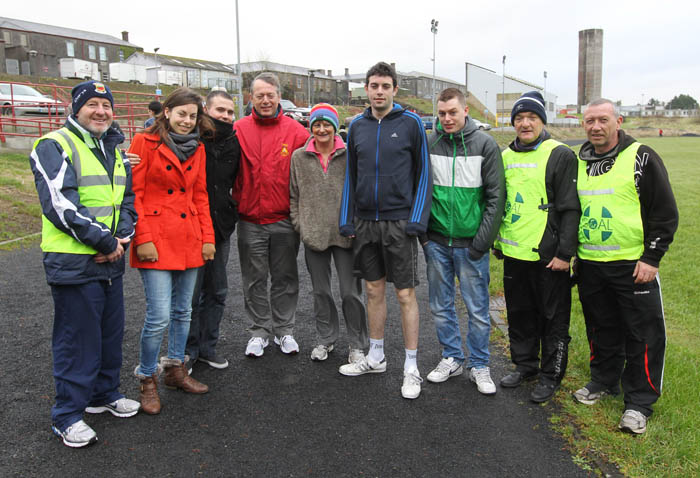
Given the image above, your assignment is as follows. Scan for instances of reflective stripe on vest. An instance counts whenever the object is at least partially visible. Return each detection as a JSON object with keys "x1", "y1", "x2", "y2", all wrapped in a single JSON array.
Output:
[
  {"x1": 497, "y1": 139, "x2": 564, "y2": 261},
  {"x1": 577, "y1": 142, "x2": 644, "y2": 261},
  {"x1": 34, "y1": 128, "x2": 126, "y2": 254}
]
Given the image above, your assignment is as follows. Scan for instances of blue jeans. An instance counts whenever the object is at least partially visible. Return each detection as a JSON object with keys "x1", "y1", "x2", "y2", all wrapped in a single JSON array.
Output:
[
  {"x1": 137, "y1": 268, "x2": 199, "y2": 376},
  {"x1": 424, "y1": 241, "x2": 491, "y2": 368}
]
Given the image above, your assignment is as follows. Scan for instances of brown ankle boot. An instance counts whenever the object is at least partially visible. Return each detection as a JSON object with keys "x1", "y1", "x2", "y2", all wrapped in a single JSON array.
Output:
[
  {"x1": 139, "y1": 374, "x2": 161, "y2": 415},
  {"x1": 164, "y1": 362, "x2": 209, "y2": 394}
]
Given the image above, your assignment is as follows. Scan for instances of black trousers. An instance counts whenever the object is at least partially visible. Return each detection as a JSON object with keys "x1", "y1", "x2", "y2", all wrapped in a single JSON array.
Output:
[
  {"x1": 503, "y1": 257, "x2": 571, "y2": 384},
  {"x1": 577, "y1": 260, "x2": 666, "y2": 416}
]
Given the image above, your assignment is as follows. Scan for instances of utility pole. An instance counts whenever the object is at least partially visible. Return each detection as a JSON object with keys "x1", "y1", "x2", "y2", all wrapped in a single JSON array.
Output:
[
  {"x1": 154, "y1": 47, "x2": 160, "y2": 93},
  {"x1": 431, "y1": 19, "x2": 439, "y2": 119},
  {"x1": 501, "y1": 55, "x2": 506, "y2": 129},
  {"x1": 543, "y1": 70, "x2": 547, "y2": 122},
  {"x1": 235, "y1": 0, "x2": 244, "y2": 119}
]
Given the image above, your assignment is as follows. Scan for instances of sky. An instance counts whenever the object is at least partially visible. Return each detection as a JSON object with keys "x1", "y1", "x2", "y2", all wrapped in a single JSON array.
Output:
[{"x1": 4, "y1": 0, "x2": 699, "y2": 106}]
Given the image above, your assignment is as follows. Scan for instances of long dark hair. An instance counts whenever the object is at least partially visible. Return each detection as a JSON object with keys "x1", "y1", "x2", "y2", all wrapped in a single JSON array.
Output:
[{"x1": 147, "y1": 87, "x2": 214, "y2": 143}]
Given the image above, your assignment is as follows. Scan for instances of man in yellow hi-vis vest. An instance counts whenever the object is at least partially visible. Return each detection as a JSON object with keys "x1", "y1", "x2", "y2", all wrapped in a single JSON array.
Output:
[
  {"x1": 29, "y1": 81, "x2": 140, "y2": 448},
  {"x1": 573, "y1": 98, "x2": 678, "y2": 435},
  {"x1": 494, "y1": 91, "x2": 580, "y2": 404}
]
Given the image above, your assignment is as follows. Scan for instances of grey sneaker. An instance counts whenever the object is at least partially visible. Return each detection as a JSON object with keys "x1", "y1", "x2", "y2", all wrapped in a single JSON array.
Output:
[
  {"x1": 199, "y1": 354, "x2": 229, "y2": 369},
  {"x1": 426, "y1": 357, "x2": 463, "y2": 383},
  {"x1": 573, "y1": 382, "x2": 618, "y2": 405},
  {"x1": 348, "y1": 348, "x2": 365, "y2": 364},
  {"x1": 310, "y1": 344, "x2": 334, "y2": 361},
  {"x1": 85, "y1": 397, "x2": 140, "y2": 417},
  {"x1": 469, "y1": 366, "x2": 497, "y2": 395},
  {"x1": 401, "y1": 369, "x2": 423, "y2": 399},
  {"x1": 618, "y1": 409, "x2": 647, "y2": 434},
  {"x1": 339, "y1": 356, "x2": 386, "y2": 376},
  {"x1": 274, "y1": 335, "x2": 300, "y2": 354},
  {"x1": 52, "y1": 420, "x2": 98, "y2": 448},
  {"x1": 245, "y1": 337, "x2": 269, "y2": 357}
]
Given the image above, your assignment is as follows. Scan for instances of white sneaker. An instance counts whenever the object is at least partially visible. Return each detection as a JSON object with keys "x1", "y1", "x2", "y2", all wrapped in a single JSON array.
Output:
[
  {"x1": 85, "y1": 397, "x2": 140, "y2": 417},
  {"x1": 469, "y1": 366, "x2": 497, "y2": 395},
  {"x1": 619, "y1": 409, "x2": 647, "y2": 434},
  {"x1": 426, "y1": 357, "x2": 464, "y2": 383},
  {"x1": 348, "y1": 348, "x2": 365, "y2": 364},
  {"x1": 245, "y1": 337, "x2": 269, "y2": 357},
  {"x1": 339, "y1": 355, "x2": 386, "y2": 376},
  {"x1": 401, "y1": 369, "x2": 423, "y2": 399},
  {"x1": 52, "y1": 420, "x2": 98, "y2": 448},
  {"x1": 274, "y1": 335, "x2": 300, "y2": 354},
  {"x1": 310, "y1": 344, "x2": 334, "y2": 361}
]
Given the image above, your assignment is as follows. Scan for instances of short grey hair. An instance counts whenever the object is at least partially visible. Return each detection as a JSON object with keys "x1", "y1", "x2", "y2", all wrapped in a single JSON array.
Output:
[
  {"x1": 587, "y1": 98, "x2": 620, "y2": 118},
  {"x1": 251, "y1": 72, "x2": 280, "y2": 94}
]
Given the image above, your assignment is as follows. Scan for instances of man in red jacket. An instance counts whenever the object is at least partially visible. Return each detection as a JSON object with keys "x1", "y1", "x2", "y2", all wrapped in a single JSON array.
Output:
[{"x1": 233, "y1": 72, "x2": 309, "y2": 357}]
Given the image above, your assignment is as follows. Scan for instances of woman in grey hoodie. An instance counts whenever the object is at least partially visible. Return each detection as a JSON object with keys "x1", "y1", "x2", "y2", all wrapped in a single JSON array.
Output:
[{"x1": 289, "y1": 103, "x2": 368, "y2": 363}]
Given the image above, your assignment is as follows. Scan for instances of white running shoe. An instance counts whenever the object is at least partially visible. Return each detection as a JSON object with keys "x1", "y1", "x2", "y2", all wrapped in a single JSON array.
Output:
[
  {"x1": 426, "y1": 357, "x2": 464, "y2": 383},
  {"x1": 401, "y1": 369, "x2": 423, "y2": 399},
  {"x1": 85, "y1": 397, "x2": 140, "y2": 417},
  {"x1": 310, "y1": 344, "x2": 334, "y2": 361},
  {"x1": 52, "y1": 420, "x2": 98, "y2": 448},
  {"x1": 339, "y1": 355, "x2": 386, "y2": 376},
  {"x1": 245, "y1": 337, "x2": 269, "y2": 357},
  {"x1": 348, "y1": 348, "x2": 365, "y2": 364},
  {"x1": 469, "y1": 366, "x2": 497, "y2": 395},
  {"x1": 619, "y1": 409, "x2": 647, "y2": 435},
  {"x1": 274, "y1": 335, "x2": 300, "y2": 354}
]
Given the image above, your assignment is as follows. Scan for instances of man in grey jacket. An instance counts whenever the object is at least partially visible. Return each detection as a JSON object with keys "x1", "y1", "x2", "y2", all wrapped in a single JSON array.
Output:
[{"x1": 422, "y1": 88, "x2": 505, "y2": 395}]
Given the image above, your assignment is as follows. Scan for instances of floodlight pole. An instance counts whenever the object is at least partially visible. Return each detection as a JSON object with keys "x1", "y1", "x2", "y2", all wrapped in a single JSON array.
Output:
[
  {"x1": 501, "y1": 55, "x2": 506, "y2": 129},
  {"x1": 236, "y1": 0, "x2": 244, "y2": 119},
  {"x1": 431, "y1": 19, "x2": 439, "y2": 119}
]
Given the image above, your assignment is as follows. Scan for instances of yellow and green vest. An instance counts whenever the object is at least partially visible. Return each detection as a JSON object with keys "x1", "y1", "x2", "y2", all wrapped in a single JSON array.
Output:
[
  {"x1": 577, "y1": 143, "x2": 644, "y2": 261},
  {"x1": 34, "y1": 128, "x2": 126, "y2": 254},
  {"x1": 497, "y1": 139, "x2": 563, "y2": 261}
]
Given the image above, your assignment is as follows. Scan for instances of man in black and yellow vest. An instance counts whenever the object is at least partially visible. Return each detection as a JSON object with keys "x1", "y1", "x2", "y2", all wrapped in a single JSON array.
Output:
[
  {"x1": 573, "y1": 98, "x2": 678, "y2": 435},
  {"x1": 29, "y1": 81, "x2": 140, "y2": 448},
  {"x1": 495, "y1": 91, "x2": 580, "y2": 403}
]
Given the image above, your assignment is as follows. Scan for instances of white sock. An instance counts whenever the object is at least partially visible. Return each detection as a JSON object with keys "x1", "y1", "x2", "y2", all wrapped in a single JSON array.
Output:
[
  {"x1": 404, "y1": 349, "x2": 418, "y2": 372},
  {"x1": 368, "y1": 338, "x2": 384, "y2": 363}
]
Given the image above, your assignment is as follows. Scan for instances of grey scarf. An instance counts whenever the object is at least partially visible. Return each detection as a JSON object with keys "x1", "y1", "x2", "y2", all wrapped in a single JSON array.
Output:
[{"x1": 166, "y1": 128, "x2": 200, "y2": 162}]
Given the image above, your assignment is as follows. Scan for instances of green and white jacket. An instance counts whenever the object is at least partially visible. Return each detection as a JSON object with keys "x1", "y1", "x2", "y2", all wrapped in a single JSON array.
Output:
[{"x1": 424, "y1": 117, "x2": 505, "y2": 257}]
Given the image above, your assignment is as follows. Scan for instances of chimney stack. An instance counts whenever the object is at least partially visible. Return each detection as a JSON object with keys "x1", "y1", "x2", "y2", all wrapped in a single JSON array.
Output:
[
  {"x1": 121, "y1": 31, "x2": 129, "y2": 42},
  {"x1": 344, "y1": 68, "x2": 349, "y2": 76},
  {"x1": 327, "y1": 70, "x2": 332, "y2": 76}
]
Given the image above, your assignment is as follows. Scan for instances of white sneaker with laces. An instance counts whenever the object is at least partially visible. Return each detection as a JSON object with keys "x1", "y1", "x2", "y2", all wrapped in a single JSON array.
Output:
[
  {"x1": 401, "y1": 369, "x2": 423, "y2": 399},
  {"x1": 245, "y1": 337, "x2": 269, "y2": 357},
  {"x1": 52, "y1": 420, "x2": 98, "y2": 448},
  {"x1": 274, "y1": 335, "x2": 300, "y2": 354},
  {"x1": 85, "y1": 397, "x2": 140, "y2": 417},
  {"x1": 339, "y1": 355, "x2": 386, "y2": 376},
  {"x1": 469, "y1": 366, "x2": 497, "y2": 395},
  {"x1": 426, "y1": 357, "x2": 464, "y2": 383},
  {"x1": 618, "y1": 409, "x2": 647, "y2": 434},
  {"x1": 310, "y1": 344, "x2": 334, "y2": 361},
  {"x1": 348, "y1": 348, "x2": 365, "y2": 364}
]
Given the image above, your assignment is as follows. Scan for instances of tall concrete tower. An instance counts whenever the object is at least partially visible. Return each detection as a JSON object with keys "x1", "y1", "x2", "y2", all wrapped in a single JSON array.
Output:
[{"x1": 578, "y1": 29, "x2": 603, "y2": 109}]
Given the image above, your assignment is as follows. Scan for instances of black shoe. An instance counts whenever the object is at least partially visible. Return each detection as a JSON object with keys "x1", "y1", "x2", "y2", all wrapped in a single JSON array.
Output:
[
  {"x1": 199, "y1": 354, "x2": 229, "y2": 370},
  {"x1": 184, "y1": 355, "x2": 196, "y2": 375},
  {"x1": 530, "y1": 381, "x2": 560, "y2": 403},
  {"x1": 500, "y1": 370, "x2": 538, "y2": 388}
]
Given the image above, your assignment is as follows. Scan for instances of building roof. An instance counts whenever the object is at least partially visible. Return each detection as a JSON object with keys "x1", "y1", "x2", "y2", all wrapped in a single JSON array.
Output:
[
  {"x1": 236, "y1": 61, "x2": 336, "y2": 79},
  {"x1": 0, "y1": 16, "x2": 140, "y2": 48},
  {"x1": 138, "y1": 52, "x2": 235, "y2": 73},
  {"x1": 400, "y1": 70, "x2": 462, "y2": 85}
]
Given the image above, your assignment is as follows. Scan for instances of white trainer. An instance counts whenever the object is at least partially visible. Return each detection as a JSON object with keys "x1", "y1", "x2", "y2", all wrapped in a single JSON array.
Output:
[
  {"x1": 348, "y1": 348, "x2": 365, "y2": 364},
  {"x1": 426, "y1": 357, "x2": 464, "y2": 383},
  {"x1": 469, "y1": 366, "x2": 497, "y2": 395},
  {"x1": 310, "y1": 344, "x2": 334, "y2": 361},
  {"x1": 52, "y1": 420, "x2": 97, "y2": 448},
  {"x1": 274, "y1": 335, "x2": 300, "y2": 354},
  {"x1": 339, "y1": 355, "x2": 386, "y2": 376},
  {"x1": 85, "y1": 397, "x2": 140, "y2": 417},
  {"x1": 619, "y1": 409, "x2": 647, "y2": 434},
  {"x1": 401, "y1": 369, "x2": 423, "y2": 399},
  {"x1": 245, "y1": 337, "x2": 269, "y2": 357}
]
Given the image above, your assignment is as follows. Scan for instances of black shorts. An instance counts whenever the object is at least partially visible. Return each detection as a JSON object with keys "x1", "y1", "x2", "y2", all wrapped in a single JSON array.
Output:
[{"x1": 353, "y1": 219, "x2": 419, "y2": 289}]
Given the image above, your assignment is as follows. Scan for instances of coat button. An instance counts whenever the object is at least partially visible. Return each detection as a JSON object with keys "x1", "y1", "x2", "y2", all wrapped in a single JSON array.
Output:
[
  {"x1": 180, "y1": 187, "x2": 185, "y2": 193},
  {"x1": 166, "y1": 165, "x2": 172, "y2": 170},
  {"x1": 153, "y1": 210, "x2": 157, "y2": 214},
  {"x1": 168, "y1": 189, "x2": 173, "y2": 194},
  {"x1": 186, "y1": 165, "x2": 192, "y2": 171},
  {"x1": 181, "y1": 213, "x2": 186, "y2": 218}
]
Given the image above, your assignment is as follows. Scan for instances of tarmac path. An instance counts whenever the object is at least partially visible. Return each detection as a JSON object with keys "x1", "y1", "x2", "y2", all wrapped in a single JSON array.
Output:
[{"x1": 0, "y1": 239, "x2": 591, "y2": 477}]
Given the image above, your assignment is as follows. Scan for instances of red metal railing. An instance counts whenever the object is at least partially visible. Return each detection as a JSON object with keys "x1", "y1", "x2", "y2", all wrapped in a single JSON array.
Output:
[{"x1": 1, "y1": 80, "x2": 162, "y2": 145}]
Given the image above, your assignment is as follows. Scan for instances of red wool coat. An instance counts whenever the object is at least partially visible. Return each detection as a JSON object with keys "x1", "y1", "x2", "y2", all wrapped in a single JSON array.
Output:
[{"x1": 129, "y1": 133, "x2": 215, "y2": 270}]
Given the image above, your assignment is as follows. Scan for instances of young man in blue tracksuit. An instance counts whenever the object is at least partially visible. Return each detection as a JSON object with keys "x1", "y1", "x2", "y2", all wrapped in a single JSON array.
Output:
[{"x1": 338, "y1": 61, "x2": 432, "y2": 399}]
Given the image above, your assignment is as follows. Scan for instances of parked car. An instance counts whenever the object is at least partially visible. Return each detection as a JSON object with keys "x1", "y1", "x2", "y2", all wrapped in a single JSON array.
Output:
[
  {"x1": 472, "y1": 119, "x2": 492, "y2": 131},
  {"x1": 0, "y1": 83, "x2": 66, "y2": 116},
  {"x1": 420, "y1": 116, "x2": 433, "y2": 130},
  {"x1": 280, "y1": 99, "x2": 310, "y2": 126}
]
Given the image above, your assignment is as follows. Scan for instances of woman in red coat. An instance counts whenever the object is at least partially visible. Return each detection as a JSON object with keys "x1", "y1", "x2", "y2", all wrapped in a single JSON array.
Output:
[{"x1": 129, "y1": 87, "x2": 216, "y2": 414}]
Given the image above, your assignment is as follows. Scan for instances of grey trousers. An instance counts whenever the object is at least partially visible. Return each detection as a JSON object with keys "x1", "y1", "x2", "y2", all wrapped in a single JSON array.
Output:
[
  {"x1": 237, "y1": 219, "x2": 300, "y2": 338},
  {"x1": 304, "y1": 245, "x2": 369, "y2": 350}
]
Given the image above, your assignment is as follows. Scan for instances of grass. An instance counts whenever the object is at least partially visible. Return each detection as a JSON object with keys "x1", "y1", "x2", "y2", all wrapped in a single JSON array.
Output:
[
  {"x1": 489, "y1": 137, "x2": 700, "y2": 477},
  {"x1": 0, "y1": 151, "x2": 41, "y2": 249}
]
